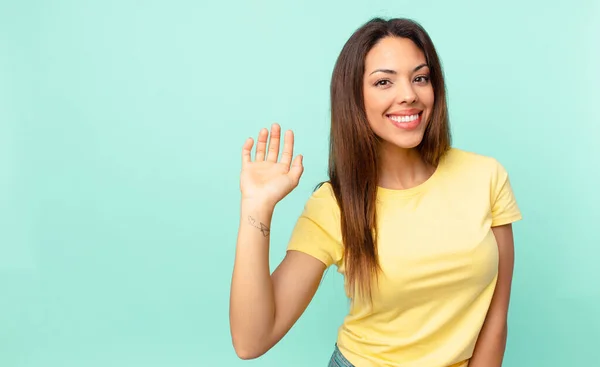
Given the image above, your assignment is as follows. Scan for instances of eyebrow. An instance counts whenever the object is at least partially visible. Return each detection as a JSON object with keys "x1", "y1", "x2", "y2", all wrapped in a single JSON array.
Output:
[{"x1": 369, "y1": 63, "x2": 429, "y2": 76}]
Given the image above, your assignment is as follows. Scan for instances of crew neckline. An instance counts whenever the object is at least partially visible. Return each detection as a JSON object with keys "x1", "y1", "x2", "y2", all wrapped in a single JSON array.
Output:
[{"x1": 376, "y1": 148, "x2": 452, "y2": 198}]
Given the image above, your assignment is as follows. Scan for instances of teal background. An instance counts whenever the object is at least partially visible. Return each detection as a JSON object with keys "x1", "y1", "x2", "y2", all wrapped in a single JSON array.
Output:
[{"x1": 1, "y1": 0, "x2": 599, "y2": 366}]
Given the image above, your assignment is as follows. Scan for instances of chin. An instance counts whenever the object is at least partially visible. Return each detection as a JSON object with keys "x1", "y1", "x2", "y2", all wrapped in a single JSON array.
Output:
[{"x1": 380, "y1": 134, "x2": 425, "y2": 150}]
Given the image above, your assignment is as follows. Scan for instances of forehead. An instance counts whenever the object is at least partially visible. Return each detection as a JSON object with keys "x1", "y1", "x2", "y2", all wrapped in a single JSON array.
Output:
[{"x1": 364, "y1": 37, "x2": 426, "y2": 71}]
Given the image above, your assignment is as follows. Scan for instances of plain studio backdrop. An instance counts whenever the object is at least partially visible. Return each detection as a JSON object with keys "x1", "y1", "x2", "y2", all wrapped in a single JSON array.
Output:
[{"x1": 1, "y1": 0, "x2": 599, "y2": 366}]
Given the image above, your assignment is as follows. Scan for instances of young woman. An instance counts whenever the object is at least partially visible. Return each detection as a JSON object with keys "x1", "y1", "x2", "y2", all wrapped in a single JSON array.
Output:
[{"x1": 230, "y1": 17, "x2": 522, "y2": 367}]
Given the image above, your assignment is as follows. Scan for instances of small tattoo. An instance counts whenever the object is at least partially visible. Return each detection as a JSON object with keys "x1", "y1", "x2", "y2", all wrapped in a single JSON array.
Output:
[{"x1": 248, "y1": 216, "x2": 270, "y2": 237}]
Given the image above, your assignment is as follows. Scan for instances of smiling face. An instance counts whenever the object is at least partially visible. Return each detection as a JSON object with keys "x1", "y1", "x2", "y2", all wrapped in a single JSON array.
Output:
[{"x1": 363, "y1": 36, "x2": 435, "y2": 152}]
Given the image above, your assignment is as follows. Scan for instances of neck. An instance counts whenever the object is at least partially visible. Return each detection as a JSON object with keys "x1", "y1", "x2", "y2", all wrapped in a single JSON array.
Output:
[{"x1": 377, "y1": 144, "x2": 435, "y2": 190}]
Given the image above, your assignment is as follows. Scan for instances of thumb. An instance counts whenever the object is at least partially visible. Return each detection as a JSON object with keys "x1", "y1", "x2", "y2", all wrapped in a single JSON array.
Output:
[{"x1": 288, "y1": 154, "x2": 304, "y2": 185}]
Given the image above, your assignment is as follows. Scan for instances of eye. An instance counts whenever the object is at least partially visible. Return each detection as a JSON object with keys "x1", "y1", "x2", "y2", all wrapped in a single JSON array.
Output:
[
  {"x1": 374, "y1": 79, "x2": 392, "y2": 87},
  {"x1": 414, "y1": 75, "x2": 430, "y2": 84}
]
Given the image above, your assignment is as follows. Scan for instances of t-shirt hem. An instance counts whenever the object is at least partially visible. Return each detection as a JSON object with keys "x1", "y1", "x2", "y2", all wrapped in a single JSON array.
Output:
[
  {"x1": 491, "y1": 213, "x2": 523, "y2": 227},
  {"x1": 286, "y1": 247, "x2": 332, "y2": 267}
]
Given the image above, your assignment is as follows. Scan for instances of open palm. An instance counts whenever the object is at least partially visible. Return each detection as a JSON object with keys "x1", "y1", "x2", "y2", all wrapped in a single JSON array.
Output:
[{"x1": 240, "y1": 124, "x2": 304, "y2": 207}]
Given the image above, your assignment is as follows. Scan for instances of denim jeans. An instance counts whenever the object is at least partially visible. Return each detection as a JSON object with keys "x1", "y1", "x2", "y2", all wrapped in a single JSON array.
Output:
[{"x1": 328, "y1": 344, "x2": 354, "y2": 367}]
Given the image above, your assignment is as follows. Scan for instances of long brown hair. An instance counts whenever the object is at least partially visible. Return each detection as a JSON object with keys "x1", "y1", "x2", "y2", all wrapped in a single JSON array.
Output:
[{"x1": 327, "y1": 18, "x2": 451, "y2": 301}]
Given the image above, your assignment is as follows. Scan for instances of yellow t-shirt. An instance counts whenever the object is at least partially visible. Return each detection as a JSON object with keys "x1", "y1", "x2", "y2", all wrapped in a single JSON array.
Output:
[{"x1": 287, "y1": 148, "x2": 522, "y2": 367}]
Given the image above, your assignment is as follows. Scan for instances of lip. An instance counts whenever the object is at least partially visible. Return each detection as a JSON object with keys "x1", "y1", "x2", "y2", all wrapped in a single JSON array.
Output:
[
  {"x1": 386, "y1": 108, "x2": 423, "y2": 116},
  {"x1": 387, "y1": 111, "x2": 423, "y2": 130}
]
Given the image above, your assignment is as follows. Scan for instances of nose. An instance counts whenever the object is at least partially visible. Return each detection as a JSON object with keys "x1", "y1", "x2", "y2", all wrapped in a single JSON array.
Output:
[{"x1": 397, "y1": 82, "x2": 418, "y2": 104}]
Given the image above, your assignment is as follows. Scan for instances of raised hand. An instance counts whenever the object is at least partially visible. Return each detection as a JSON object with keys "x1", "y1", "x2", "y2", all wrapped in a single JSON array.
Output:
[{"x1": 240, "y1": 123, "x2": 304, "y2": 208}]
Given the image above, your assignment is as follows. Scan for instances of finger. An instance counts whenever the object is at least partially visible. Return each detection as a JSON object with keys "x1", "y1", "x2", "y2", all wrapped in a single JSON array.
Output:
[
  {"x1": 255, "y1": 128, "x2": 268, "y2": 161},
  {"x1": 288, "y1": 154, "x2": 304, "y2": 186},
  {"x1": 266, "y1": 123, "x2": 281, "y2": 163},
  {"x1": 280, "y1": 130, "x2": 294, "y2": 167},
  {"x1": 241, "y1": 137, "x2": 254, "y2": 166}
]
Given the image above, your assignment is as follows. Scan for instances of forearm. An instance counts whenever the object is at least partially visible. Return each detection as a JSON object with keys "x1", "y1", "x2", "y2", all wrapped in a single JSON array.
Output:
[
  {"x1": 229, "y1": 201, "x2": 276, "y2": 357},
  {"x1": 470, "y1": 224, "x2": 515, "y2": 366},
  {"x1": 469, "y1": 320, "x2": 507, "y2": 367}
]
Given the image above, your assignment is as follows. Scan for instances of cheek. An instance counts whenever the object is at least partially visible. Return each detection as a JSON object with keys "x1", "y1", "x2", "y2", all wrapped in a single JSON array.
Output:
[
  {"x1": 364, "y1": 90, "x2": 393, "y2": 116},
  {"x1": 421, "y1": 88, "x2": 435, "y2": 109}
]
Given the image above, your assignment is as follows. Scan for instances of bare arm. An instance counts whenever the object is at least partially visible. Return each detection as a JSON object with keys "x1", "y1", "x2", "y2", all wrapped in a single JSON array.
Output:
[
  {"x1": 229, "y1": 124, "x2": 326, "y2": 359},
  {"x1": 470, "y1": 224, "x2": 515, "y2": 367}
]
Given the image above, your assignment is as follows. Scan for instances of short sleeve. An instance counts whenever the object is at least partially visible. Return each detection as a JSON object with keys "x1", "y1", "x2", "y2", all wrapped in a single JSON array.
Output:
[
  {"x1": 287, "y1": 183, "x2": 343, "y2": 268},
  {"x1": 490, "y1": 160, "x2": 523, "y2": 227}
]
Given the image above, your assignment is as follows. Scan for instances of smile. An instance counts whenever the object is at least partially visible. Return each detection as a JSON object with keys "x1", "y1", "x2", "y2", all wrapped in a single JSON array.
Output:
[{"x1": 386, "y1": 112, "x2": 423, "y2": 130}]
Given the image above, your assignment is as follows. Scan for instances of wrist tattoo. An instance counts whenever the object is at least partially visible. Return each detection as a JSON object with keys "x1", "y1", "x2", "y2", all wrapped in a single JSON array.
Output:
[{"x1": 248, "y1": 216, "x2": 270, "y2": 237}]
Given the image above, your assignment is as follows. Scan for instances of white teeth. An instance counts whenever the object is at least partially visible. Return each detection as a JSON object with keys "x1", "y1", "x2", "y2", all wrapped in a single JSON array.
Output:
[{"x1": 389, "y1": 114, "x2": 420, "y2": 123}]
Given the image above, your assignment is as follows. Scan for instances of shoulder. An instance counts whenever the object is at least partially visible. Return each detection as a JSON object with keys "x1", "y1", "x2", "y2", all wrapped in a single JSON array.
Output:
[
  {"x1": 312, "y1": 181, "x2": 336, "y2": 201},
  {"x1": 444, "y1": 147, "x2": 502, "y2": 169},
  {"x1": 302, "y1": 182, "x2": 340, "y2": 219},
  {"x1": 442, "y1": 147, "x2": 508, "y2": 179},
  {"x1": 288, "y1": 182, "x2": 344, "y2": 263}
]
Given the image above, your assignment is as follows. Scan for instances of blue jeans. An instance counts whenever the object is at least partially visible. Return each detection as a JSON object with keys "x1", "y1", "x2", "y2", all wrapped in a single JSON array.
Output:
[{"x1": 328, "y1": 344, "x2": 354, "y2": 367}]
